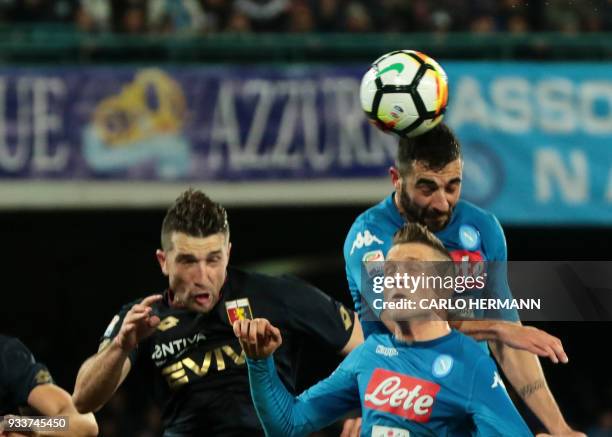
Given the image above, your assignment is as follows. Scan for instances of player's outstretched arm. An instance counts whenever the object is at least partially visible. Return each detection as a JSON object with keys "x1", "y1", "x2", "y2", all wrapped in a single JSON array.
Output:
[
  {"x1": 72, "y1": 295, "x2": 161, "y2": 413},
  {"x1": 488, "y1": 339, "x2": 585, "y2": 436},
  {"x1": 450, "y1": 320, "x2": 568, "y2": 363},
  {"x1": 25, "y1": 384, "x2": 98, "y2": 437},
  {"x1": 234, "y1": 319, "x2": 361, "y2": 437}
]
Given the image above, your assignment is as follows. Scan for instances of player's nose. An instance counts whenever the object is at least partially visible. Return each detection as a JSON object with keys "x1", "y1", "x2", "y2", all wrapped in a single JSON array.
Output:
[
  {"x1": 431, "y1": 190, "x2": 450, "y2": 212},
  {"x1": 192, "y1": 261, "x2": 209, "y2": 282}
]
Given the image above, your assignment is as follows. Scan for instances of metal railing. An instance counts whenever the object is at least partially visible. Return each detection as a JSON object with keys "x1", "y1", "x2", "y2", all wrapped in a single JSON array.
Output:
[{"x1": 0, "y1": 24, "x2": 611, "y2": 63}]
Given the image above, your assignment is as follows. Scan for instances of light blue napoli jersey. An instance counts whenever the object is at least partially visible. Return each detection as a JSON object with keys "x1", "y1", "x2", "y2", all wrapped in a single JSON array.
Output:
[
  {"x1": 247, "y1": 330, "x2": 532, "y2": 436},
  {"x1": 343, "y1": 194, "x2": 518, "y2": 337}
]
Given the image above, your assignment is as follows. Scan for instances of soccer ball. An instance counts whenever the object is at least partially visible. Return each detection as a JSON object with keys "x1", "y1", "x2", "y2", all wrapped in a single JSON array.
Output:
[{"x1": 360, "y1": 50, "x2": 449, "y2": 138}]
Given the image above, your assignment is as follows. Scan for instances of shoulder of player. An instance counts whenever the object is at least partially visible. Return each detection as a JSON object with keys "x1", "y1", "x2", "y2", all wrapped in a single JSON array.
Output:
[
  {"x1": 228, "y1": 267, "x2": 315, "y2": 299},
  {"x1": 0, "y1": 334, "x2": 12, "y2": 351},
  {"x1": 0, "y1": 336, "x2": 38, "y2": 375},
  {"x1": 344, "y1": 210, "x2": 391, "y2": 256},
  {"x1": 0, "y1": 335, "x2": 30, "y2": 355},
  {"x1": 451, "y1": 330, "x2": 493, "y2": 366},
  {"x1": 351, "y1": 200, "x2": 393, "y2": 233},
  {"x1": 456, "y1": 200, "x2": 502, "y2": 235}
]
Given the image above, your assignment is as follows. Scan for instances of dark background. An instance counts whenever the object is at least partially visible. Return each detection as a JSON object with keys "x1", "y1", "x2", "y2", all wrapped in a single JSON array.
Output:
[{"x1": 1, "y1": 206, "x2": 611, "y2": 434}]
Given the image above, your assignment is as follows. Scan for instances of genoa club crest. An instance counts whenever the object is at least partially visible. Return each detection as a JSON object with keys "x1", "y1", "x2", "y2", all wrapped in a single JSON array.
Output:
[{"x1": 225, "y1": 298, "x2": 253, "y2": 324}]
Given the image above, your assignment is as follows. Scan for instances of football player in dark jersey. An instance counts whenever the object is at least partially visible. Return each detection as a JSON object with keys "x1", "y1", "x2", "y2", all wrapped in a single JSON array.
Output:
[
  {"x1": 72, "y1": 188, "x2": 570, "y2": 436},
  {"x1": 0, "y1": 335, "x2": 98, "y2": 437},
  {"x1": 72, "y1": 189, "x2": 363, "y2": 436}
]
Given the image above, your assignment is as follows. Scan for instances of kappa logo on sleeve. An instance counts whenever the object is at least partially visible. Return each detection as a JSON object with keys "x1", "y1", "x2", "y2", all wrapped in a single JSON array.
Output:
[
  {"x1": 364, "y1": 368, "x2": 440, "y2": 423},
  {"x1": 491, "y1": 371, "x2": 506, "y2": 390},
  {"x1": 350, "y1": 230, "x2": 384, "y2": 255}
]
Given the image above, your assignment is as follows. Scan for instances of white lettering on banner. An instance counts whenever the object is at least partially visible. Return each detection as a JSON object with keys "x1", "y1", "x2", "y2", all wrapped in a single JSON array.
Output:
[
  {"x1": 449, "y1": 75, "x2": 612, "y2": 134},
  {"x1": 535, "y1": 149, "x2": 588, "y2": 203},
  {"x1": 32, "y1": 78, "x2": 69, "y2": 172},
  {"x1": 580, "y1": 81, "x2": 612, "y2": 135},
  {"x1": 270, "y1": 81, "x2": 303, "y2": 169},
  {"x1": 301, "y1": 80, "x2": 333, "y2": 171},
  {"x1": 208, "y1": 78, "x2": 395, "y2": 172},
  {"x1": 209, "y1": 81, "x2": 241, "y2": 171},
  {"x1": 350, "y1": 230, "x2": 383, "y2": 255},
  {"x1": 0, "y1": 76, "x2": 68, "y2": 173},
  {"x1": 536, "y1": 78, "x2": 576, "y2": 134},
  {"x1": 326, "y1": 78, "x2": 387, "y2": 167},
  {"x1": 491, "y1": 77, "x2": 531, "y2": 133},
  {"x1": 0, "y1": 78, "x2": 30, "y2": 171},
  {"x1": 447, "y1": 76, "x2": 491, "y2": 129}
]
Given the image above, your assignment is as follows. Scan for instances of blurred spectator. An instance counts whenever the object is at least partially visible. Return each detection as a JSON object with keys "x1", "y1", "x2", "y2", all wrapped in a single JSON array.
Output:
[
  {"x1": 3, "y1": 0, "x2": 612, "y2": 35},
  {"x1": 77, "y1": 0, "x2": 111, "y2": 32},
  {"x1": 311, "y1": 0, "x2": 342, "y2": 32},
  {"x1": 201, "y1": 0, "x2": 234, "y2": 32},
  {"x1": 344, "y1": 1, "x2": 372, "y2": 32},
  {"x1": 226, "y1": 9, "x2": 252, "y2": 32},
  {"x1": 470, "y1": 14, "x2": 497, "y2": 34},
  {"x1": 233, "y1": 0, "x2": 290, "y2": 31},
  {"x1": 122, "y1": 5, "x2": 147, "y2": 33},
  {"x1": 148, "y1": 0, "x2": 206, "y2": 34},
  {"x1": 288, "y1": 0, "x2": 314, "y2": 32},
  {"x1": 543, "y1": 0, "x2": 608, "y2": 34},
  {"x1": 507, "y1": 14, "x2": 530, "y2": 33},
  {"x1": 0, "y1": 0, "x2": 76, "y2": 22}
]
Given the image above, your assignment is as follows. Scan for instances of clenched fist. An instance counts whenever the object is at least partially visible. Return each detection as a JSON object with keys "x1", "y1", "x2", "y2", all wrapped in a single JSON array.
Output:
[
  {"x1": 113, "y1": 295, "x2": 162, "y2": 352},
  {"x1": 233, "y1": 318, "x2": 282, "y2": 360}
]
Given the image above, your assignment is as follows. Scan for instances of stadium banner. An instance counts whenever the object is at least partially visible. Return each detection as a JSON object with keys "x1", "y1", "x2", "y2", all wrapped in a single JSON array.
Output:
[{"x1": 0, "y1": 63, "x2": 610, "y2": 224}]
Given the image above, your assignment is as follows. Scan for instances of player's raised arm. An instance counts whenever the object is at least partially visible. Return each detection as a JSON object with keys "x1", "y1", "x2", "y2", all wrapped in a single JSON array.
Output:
[
  {"x1": 450, "y1": 320, "x2": 568, "y2": 363},
  {"x1": 479, "y1": 217, "x2": 582, "y2": 435},
  {"x1": 72, "y1": 294, "x2": 162, "y2": 413},
  {"x1": 234, "y1": 318, "x2": 361, "y2": 437}
]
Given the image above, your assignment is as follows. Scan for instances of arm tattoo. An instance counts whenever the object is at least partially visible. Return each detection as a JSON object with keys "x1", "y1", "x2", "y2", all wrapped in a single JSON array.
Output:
[{"x1": 518, "y1": 379, "x2": 546, "y2": 399}]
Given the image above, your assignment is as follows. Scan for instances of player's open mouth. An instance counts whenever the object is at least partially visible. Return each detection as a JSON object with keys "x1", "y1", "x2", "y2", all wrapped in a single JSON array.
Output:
[{"x1": 194, "y1": 293, "x2": 211, "y2": 305}]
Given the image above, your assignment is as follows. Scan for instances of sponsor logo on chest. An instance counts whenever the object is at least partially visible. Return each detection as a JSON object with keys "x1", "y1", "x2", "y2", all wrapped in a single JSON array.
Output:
[{"x1": 364, "y1": 368, "x2": 440, "y2": 423}]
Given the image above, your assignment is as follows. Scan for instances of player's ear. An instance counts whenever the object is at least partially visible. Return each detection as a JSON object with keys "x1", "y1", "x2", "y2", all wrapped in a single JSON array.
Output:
[
  {"x1": 390, "y1": 166, "x2": 401, "y2": 190},
  {"x1": 156, "y1": 249, "x2": 169, "y2": 276}
]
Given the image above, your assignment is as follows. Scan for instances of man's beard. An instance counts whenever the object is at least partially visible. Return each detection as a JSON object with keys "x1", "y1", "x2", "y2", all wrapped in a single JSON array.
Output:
[{"x1": 398, "y1": 188, "x2": 452, "y2": 232}]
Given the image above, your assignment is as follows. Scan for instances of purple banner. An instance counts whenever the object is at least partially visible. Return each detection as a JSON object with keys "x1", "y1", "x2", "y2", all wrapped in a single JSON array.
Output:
[{"x1": 0, "y1": 66, "x2": 394, "y2": 181}]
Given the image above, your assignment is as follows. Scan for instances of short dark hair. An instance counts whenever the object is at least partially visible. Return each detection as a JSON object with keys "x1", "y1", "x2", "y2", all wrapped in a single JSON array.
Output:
[
  {"x1": 161, "y1": 189, "x2": 229, "y2": 250},
  {"x1": 397, "y1": 123, "x2": 461, "y2": 175},
  {"x1": 392, "y1": 223, "x2": 451, "y2": 261}
]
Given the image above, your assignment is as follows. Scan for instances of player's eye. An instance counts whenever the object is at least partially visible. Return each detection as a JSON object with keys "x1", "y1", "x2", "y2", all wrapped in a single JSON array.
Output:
[{"x1": 177, "y1": 256, "x2": 198, "y2": 264}]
